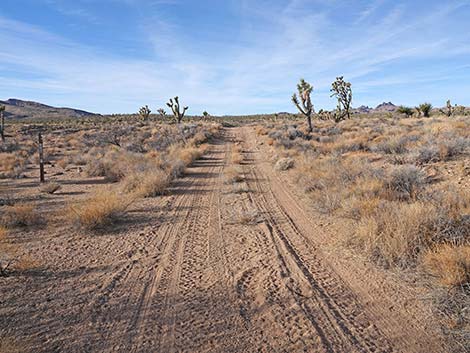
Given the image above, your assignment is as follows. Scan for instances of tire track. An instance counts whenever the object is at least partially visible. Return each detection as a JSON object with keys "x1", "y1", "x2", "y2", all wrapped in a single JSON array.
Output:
[{"x1": 239, "y1": 128, "x2": 394, "y2": 353}]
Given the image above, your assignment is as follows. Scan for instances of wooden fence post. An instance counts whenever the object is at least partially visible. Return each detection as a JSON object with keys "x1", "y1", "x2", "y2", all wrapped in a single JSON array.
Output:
[
  {"x1": 0, "y1": 105, "x2": 5, "y2": 142},
  {"x1": 38, "y1": 132, "x2": 45, "y2": 183}
]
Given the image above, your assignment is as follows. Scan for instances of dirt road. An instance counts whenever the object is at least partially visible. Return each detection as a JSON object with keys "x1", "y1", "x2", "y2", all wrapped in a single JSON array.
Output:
[{"x1": 1, "y1": 127, "x2": 446, "y2": 352}]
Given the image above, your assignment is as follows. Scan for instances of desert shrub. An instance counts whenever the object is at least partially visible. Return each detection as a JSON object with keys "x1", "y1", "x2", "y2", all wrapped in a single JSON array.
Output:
[
  {"x1": 122, "y1": 170, "x2": 170, "y2": 198},
  {"x1": 342, "y1": 196, "x2": 382, "y2": 220},
  {"x1": 310, "y1": 189, "x2": 343, "y2": 214},
  {"x1": 437, "y1": 136, "x2": 469, "y2": 160},
  {"x1": 274, "y1": 157, "x2": 294, "y2": 171},
  {"x1": 0, "y1": 204, "x2": 43, "y2": 228},
  {"x1": 39, "y1": 182, "x2": 61, "y2": 194},
  {"x1": 355, "y1": 201, "x2": 437, "y2": 267},
  {"x1": 231, "y1": 145, "x2": 244, "y2": 164},
  {"x1": 413, "y1": 144, "x2": 440, "y2": 164},
  {"x1": 371, "y1": 136, "x2": 412, "y2": 154},
  {"x1": 67, "y1": 189, "x2": 133, "y2": 230},
  {"x1": 423, "y1": 244, "x2": 470, "y2": 288},
  {"x1": 190, "y1": 132, "x2": 209, "y2": 145},
  {"x1": 224, "y1": 166, "x2": 244, "y2": 184},
  {"x1": 169, "y1": 145, "x2": 203, "y2": 166},
  {"x1": 385, "y1": 165, "x2": 427, "y2": 201},
  {"x1": 232, "y1": 209, "x2": 262, "y2": 225},
  {"x1": 0, "y1": 153, "x2": 27, "y2": 179},
  {"x1": 256, "y1": 126, "x2": 268, "y2": 136},
  {"x1": 86, "y1": 149, "x2": 159, "y2": 182},
  {"x1": 168, "y1": 159, "x2": 186, "y2": 178}
]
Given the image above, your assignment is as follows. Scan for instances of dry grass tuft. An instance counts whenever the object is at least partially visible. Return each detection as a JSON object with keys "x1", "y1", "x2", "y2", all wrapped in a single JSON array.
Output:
[
  {"x1": 39, "y1": 181, "x2": 62, "y2": 194},
  {"x1": 224, "y1": 166, "x2": 244, "y2": 184},
  {"x1": 67, "y1": 189, "x2": 133, "y2": 230},
  {"x1": 354, "y1": 202, "x2": 437, "y2": 267},
  {"x1": 122, "y1": 170, "x2": 170, "y2": 198},
  {"x1": 274, "y1": 157, "x2": 294, "y2": 171},
  {"x1": 0, "y1": 153, "x2": 27, "y2": 179},
  {"x1": 424, "y1": 244, "x2": 470, "y2": 288},
  {"x1": 231, "y1": 145, "x2": 244, "y2": 164},
  {"x1": 0, "y1": 204, "x2": 43, "y2": 228}
]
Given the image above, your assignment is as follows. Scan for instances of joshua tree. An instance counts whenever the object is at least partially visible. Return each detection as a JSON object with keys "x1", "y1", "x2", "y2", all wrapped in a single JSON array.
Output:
[
  {"x1": 157, "y1": 108, "x2": 167, "y2": 117},
  {"x1": 418, "y1": 103, "x2": 432, "y2": 117},
  {"x1": 440, "y1": 100, "x2": 454, "y2": 117},
  {"x1": 202, "y1": 111, "x2": 209, "y2": 118},
  {"x1": 397, "y1": 105, "x2": 414, "y2": 118},
  {"x1": 292, "y1": 79, "x2": 314, "y2": 133},
  {"x1": 139, "y1": 105, "x2": 151, "y2": 121},
  {"x1": 167, "y1": 96, "x2": 188, "y2": 124},
  {"x1": 330, "y1": 76, "x2": 353, "y2": 121},
  {"x1": 0, "y1": 105, "x2": 5, "y2": 142}
]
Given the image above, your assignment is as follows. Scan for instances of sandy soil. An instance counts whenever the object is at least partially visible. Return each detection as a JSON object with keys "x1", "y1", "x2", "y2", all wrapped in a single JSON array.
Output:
[{"x1": 0, "y1": 127, "x2": 448, "y2": 352}]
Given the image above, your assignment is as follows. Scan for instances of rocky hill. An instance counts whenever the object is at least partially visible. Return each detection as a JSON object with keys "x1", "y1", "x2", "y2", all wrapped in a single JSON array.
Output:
[{"x1": 0, "y1": 98, "x2": 98, "y2": 120}]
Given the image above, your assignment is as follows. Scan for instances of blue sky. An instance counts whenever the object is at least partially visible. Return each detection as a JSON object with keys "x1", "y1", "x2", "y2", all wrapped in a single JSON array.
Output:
[{"x1": 0, "y1": 0, "x2": 469, "y2": 115}]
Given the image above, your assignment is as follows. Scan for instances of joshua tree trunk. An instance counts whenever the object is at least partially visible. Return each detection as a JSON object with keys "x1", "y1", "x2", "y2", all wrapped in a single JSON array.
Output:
[
  {"x1": 306, "y1": 115, "x2": 313, "y2": 133},
  {"x1": 38, "y1": 132, "x2": 45, "y2": 183}
]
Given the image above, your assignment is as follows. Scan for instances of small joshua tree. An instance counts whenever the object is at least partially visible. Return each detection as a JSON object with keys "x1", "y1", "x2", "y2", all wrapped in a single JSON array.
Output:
[
  {"x1": 330, "y1": 76, "x2": 353, "y2": 122},
  {"x1": 157, "y1": 108, "x2": 167, "y2": 117},
  {"x1": 202, "y1": 111, "x2": 209, "y2": 118},
  {"x1": 440, "y1": 100, "x2": 454, "y2": 117},
  {"x1": 292, "y1": 79, "x2": 314, "y2": 133},
  {"x1": 397, "y1": 105, "x2": 414, "y2": 118},
  {"x1": 139, "y1": 105, "x2": 151, "y2": 121},
  {"x1": 418, "y1": 103, "x2": 432, "y2": 117},
  {"x1": 167, "y1": 96, "x2": 188, "y2": 124},
  {"x1": 0, "y1": 105, "x2": 5, "y2": 142}
]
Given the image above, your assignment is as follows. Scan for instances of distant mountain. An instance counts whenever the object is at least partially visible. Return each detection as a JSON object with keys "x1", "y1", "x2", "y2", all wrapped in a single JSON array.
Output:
[
  {"x1": 0, "y1": 98, "x2": 99, "y2": 120},
  {"x1": 374, "y1": 102, "x2": 397, "y2": 112},
  {"x1": 354, "y1": 105, "x2": 373, "y2": 114}
]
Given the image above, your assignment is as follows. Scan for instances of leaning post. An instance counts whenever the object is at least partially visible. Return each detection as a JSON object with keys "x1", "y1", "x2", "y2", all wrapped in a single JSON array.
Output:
[
  {"x1": 0, "y1": 105, "x2": 5, "y2": 142},
  {"x1": 38, "y1": 132, "x2": 45, "y2": 183}
]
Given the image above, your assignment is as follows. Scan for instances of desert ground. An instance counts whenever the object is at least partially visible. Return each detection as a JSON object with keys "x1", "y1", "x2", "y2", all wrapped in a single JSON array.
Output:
[{"x1": 1, "y1": 114, "x2": 469, "y2": 352}]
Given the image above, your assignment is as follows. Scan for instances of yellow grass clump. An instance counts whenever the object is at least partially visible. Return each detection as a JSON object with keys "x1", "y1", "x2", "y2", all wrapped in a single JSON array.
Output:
[
  {"x1": 231, "y1": 145, "x2": 244, "y2": 164},
  {"x1": 224, "y1": 166, "x2": 244, "y2": 184},
  {"x1": 0, "y1": 153, "x2": 27, "y2": 179},
  {"x1": 68, "y1": 189, "x2": 133, "y2": 230},
  {"x1": 0, "y1": 204, "x2": 43, "y2": 228},
  {"x1": 355, "y1": 202, "x2": 437, "y2": 267},
  {"x1": 423, "y1": 244, "x2": 470, "y2": 287},
  {"x1": 122, "y1": 170, "x2": 171, "y2": 198}
]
